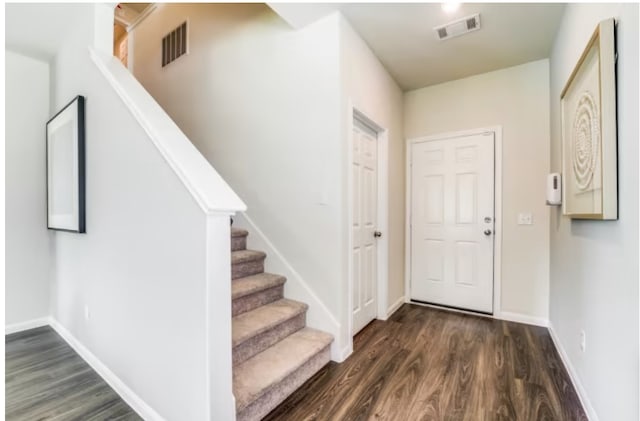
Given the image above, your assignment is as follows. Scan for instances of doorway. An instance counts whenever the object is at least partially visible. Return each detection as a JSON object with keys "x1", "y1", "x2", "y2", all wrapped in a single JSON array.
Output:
[
  {"x1": 408, "y1": 129, "x2": 498, "y2": 314},
  {"x1": 113, "y1": 22, "x2": 128, "y2": 67},
  {"x1": 350, "y1": 110, "x2": 388, "y2": 336}
]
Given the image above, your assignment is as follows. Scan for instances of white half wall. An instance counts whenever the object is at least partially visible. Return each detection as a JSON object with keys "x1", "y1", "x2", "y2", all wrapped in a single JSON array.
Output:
[
  {"x1": 5, "y1": 50, "x2": 52, "y2": 328},
  {"x1": 6, "y1": 3, "x2": 243, "y2": 419},
  {"x1": 53, "y1": 31, "x2": 210, "y2": 421},
  {"x1": 131, "y1": 4, "x2": 348, "y2": 354},
  {"x1": 404, "y1": 60, "x2": 551, "y2": 320},
  {"x1": 549, "y1": 4, "x2": 639, "y2": 421}
]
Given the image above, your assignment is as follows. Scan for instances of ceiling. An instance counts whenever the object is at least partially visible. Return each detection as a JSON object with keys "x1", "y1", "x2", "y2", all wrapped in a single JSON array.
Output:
[
  {"x1": 6, "y1": 3, "x2": 565, "y2": 91},
  {"x1": 271, "y1": 3, "x2": 566, "y2": 90},
  {"x1": 5, "y1": 3, "x2": 151, "y2": 59},
  {"x1": 122, "y1": 3, "x2": 151, "y2": 14},
  {"x1": 5, "y1": 3, "x2": 90, "y2": 59}
]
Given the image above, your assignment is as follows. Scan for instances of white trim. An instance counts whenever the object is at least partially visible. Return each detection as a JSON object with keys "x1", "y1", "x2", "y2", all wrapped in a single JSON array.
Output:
[
  {"x1": 494, "y1": 128, "x2": 503, "y2": 317},
  {"x1": 498, "y1": 311, "x2": 548, "y2": 327},
  {"x1": 5, "y1": 317, "x2": 50, "y2": 335},
  {"x1": 48, "y1": 318, "x2": 165, "y2": 421},
  {"x1": 127, "y1": 3, "x2": 158, "y2": 32},
  {"x1": 89, "y1": 48, "x2": 245, "y2": 216},
  {"x1": 405, "y1": 142, "x2": 412, "y2": 306},
  {"x1": 548, "y1": 322, "x2": 598, "y2": 421},
  {"x1": 233, "y1": 212, "x2": 343, "y2": 361},
  {"x1": 346, "y1": 103, "x2": 355, "y2": 350},
  {"x1": 114, "y1": 3, "x2": 138, "y2": 28},
  {"x1": 339, "y1": 344, "x2": 354, "y2": 362},
  {"x1": 375, "y1": 127, "x2": 389, "y2": 324},
  {"x1": 404, "y1": 126, "x2": 503, "y2": 317},
  {"x1": 385, "y1": 296, "x2": 405, "y2": 319},
  {"x1": 347, "y1": 103, "x2": 390, "y2": 339},
  {"x1": 205, "y1": 215, "x2": 236, "y2": 421}
]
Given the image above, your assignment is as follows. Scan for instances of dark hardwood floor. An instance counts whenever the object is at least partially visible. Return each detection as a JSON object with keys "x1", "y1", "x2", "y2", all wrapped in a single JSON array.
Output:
[
  {"x1": 5, "y1": 326, "x2": 141, "y2": 421},
  {"x1": 5, "y1": 306, "x2": 587, "y2": 421},
  {"x1": 265, "y1": 304, "x2": 587, "y2": 421}
]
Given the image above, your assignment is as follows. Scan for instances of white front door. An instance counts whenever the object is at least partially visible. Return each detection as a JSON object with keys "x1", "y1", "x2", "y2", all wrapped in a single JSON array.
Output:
[
  {"x1": 352, "y1": 118, "x2": 378, "y2": 334},
  {"x1": 410, "y1": 132, "x2": 495, "y2": 313}
]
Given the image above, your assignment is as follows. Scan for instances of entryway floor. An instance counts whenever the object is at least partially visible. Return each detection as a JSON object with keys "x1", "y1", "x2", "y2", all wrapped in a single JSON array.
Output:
[
  {"x1": 265, "y1": 304, "x2": 587, "y2": 420},
  {"x1": 5, "y1": 326, "x2": 141, "y2": 421}
]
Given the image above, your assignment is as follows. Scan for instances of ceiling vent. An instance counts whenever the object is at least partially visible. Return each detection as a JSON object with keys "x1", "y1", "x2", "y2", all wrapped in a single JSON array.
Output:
[{"x1": 434, "y1": 14, "x2": 481, "y2": 41}]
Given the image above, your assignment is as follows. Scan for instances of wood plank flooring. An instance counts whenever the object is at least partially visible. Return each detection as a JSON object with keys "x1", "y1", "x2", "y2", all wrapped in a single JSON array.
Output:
[
  {"x1": 5, "y1": 326, "x2": 141, "y2": 421},
  {"x1": 265, "y1": 304, "x2": 587, "y2": 421}
]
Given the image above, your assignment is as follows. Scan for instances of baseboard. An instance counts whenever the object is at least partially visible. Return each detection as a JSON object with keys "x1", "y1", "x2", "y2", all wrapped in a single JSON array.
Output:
[
  {"x1": 386, "y1": 297, "x2": 405, "y2": 318},
  {"x1": 48, "y1": 318, "x2": 165, "y2": 421},
  {"x1": 548, "y1": 322, "x2": 598, "y2": 421},
  {"x1": 498, "y1": 311, "x2": 549, "y2": 327},
  {"x1": 5, "y1": 317, "x2": 50, "y2": 335}
]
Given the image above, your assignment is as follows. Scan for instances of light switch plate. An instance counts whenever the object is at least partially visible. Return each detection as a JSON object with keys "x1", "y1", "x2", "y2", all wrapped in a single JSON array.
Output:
[{"x1": 518, "y1": 212, "x2": 533, "y2": 225}]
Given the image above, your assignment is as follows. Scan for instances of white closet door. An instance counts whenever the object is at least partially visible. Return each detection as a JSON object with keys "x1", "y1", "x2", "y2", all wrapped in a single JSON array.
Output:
[{"x1": 352, "y1": 119, "x2": 378, "y2": 334}]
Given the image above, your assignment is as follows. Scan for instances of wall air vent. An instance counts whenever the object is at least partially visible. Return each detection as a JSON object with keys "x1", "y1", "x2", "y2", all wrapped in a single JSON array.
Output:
[
  {"x1": 162, "y1": 21, "x2": 188, "y2": 67},
  {"x1": 434, "y1": 13, "x2": 481, "y2": 41}
]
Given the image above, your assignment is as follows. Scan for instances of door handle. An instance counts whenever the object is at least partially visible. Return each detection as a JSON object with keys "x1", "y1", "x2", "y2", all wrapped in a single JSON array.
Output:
[
  {"x1": 374, "y1": 231, "x2": 382, "y2": 238},
  {"x1": 484, "y1": 229, "x2": 492, "y2": 236}
]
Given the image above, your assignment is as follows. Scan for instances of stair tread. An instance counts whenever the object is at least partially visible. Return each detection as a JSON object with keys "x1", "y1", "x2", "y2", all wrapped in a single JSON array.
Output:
[
  {"x1": 232, "y1": 273, "x2": 286, "y2": 300},
  {"x1": 232, "y1": 249, "x2": 266, "y2": 264},
  {"x1": 231, "y1": 227, "x2": 249, "y2": 238},
  {"x1": 232, "y1": 299, "x2": 307, "y2": 347},
  {"x1": 233, "y1": 327, "x2": 333, "y2": 411}
]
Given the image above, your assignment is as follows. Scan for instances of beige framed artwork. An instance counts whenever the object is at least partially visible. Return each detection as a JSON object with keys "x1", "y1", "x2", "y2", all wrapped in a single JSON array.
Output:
[{"x1": 561, "y1": 18, "x2": 617, "y2": 220}]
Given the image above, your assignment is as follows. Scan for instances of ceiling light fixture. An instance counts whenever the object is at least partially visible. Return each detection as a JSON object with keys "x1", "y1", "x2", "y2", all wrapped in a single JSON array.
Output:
[{"x1": 441, "y1": 2, "x2": 461, "y2": 13}]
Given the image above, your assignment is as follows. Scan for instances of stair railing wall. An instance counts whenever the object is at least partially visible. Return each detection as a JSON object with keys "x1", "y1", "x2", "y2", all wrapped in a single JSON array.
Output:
[{"x1": 48, "y1": 5, "x2": 245, "y2": 420}]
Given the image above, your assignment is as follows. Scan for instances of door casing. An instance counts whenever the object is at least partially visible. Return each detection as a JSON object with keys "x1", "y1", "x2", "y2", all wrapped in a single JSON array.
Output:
[
  {"x1": 347, "y1": 105, "x2": 389, "y2": 342},
  {"x1": 405, "y1": 126, "x2": 503, "y2": 318}
]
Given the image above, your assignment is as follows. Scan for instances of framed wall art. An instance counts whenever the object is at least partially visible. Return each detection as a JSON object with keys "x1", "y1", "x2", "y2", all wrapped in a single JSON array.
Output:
[
  {"x1": 561, "y1": 18, "x2": 617, "y2": 220},
  {"x1": 47, "y1": 95, "x2": 86, "y2": 232}
]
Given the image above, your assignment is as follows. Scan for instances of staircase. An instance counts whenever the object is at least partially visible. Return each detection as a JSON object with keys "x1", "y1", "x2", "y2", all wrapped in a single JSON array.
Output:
[{"x1": 230, "y1": 227, "x2": 333, "y2": 421}]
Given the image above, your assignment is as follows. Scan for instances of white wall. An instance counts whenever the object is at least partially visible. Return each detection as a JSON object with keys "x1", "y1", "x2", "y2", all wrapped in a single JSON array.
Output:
[
  {"x1": 131, "y1": 5, "x2": 408, "y2": 358},
  {"x1": 404, "y1": 60, "x2": 551, "y2": 321},
  {"x1": 549, "y1": 4, "x2": 639, "y2": 420},
  {"x1": 339, "y1": 17, "x2": 405, "y2": 326},
  {"x1": 28, "y1": 3, "x2": 241, "y2": 419},
  {"x1": 5, "y1": 50, "x2": 52, "y2": 328},
  {"x1": 131, "y1": 4, "x2": 349, "y2": 355}
]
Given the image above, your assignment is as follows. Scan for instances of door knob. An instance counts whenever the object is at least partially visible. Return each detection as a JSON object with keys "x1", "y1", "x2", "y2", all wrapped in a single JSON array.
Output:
[
  {"x1": 374, "y1": 231, "x2": 382, "y2": 238},
  {"x1": 484, "y1": 229, "x2": 492, "y2": 236}
]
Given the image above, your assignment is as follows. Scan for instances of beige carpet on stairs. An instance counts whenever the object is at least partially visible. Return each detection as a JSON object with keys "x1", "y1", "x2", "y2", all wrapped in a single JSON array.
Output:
[{"x1": 229, "y1": 227, "x2": 333, "y2": 421}]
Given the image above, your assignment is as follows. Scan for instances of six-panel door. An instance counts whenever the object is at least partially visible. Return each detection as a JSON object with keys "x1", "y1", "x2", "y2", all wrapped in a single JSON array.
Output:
[
  {"x1": 352, "y1": 119, "x2": 378, "y2": 334},
  {"x1": 410, "y1": 133, "x2": 495, "y2": 313}
]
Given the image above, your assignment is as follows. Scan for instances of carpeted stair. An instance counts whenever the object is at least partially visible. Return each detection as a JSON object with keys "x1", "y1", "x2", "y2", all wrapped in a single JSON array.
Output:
[{"x1": 230, "y1": 227, "x2": 333, "y2": 421}]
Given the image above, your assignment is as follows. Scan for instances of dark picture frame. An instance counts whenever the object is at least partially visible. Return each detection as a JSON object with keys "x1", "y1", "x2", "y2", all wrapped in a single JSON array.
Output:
[{"x1": 46, "y1": 95, "x2": 86, "y2": 233}]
